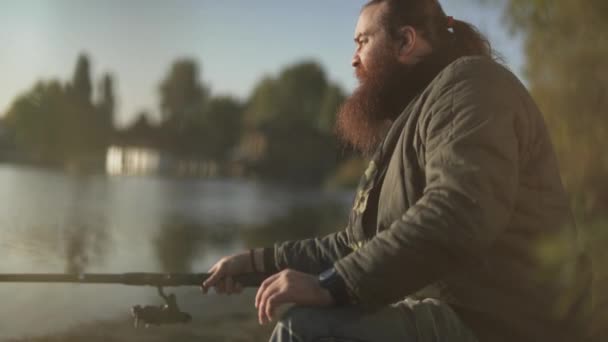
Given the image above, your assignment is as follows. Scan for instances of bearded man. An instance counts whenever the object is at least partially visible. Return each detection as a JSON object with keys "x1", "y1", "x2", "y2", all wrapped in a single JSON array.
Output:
[{"x1": 202, "y1": 1, "x2": 592, "y2": 341}]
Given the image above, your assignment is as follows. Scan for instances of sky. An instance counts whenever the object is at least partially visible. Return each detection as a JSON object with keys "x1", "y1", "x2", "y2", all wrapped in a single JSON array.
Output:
[{"x1": 0, "y1": 0, "x2": 523, "y2": 127}]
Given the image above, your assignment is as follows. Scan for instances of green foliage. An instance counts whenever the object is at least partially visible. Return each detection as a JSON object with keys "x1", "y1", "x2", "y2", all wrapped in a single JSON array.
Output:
[
  {"x1": 243, "y1": 60, "x2": 347, "y2": 185},
  {"x1": 245, "y1": 61, "x2": 332, "y2": 129},
  {"x1": 5, "y1": 53, "x2": 351, "y2": 184},
  {"x1": 257, "y1": 123, "x2": 341, "y2": 184},
  {"x1": 70, "y1": 54, "x2": 93, "y2": 104},
  {"x1": 153, "y1": 59, "x2": 246, "y2": 161},
  {"x1": 201, "y1": 96, "x2": 244, "y2": 160},
  {"x1": 5, "y1": 81, "x2": 66, "y2": 161},
  {"x1": 5, "y1": 81, "x2": 94, "y2": 163},
  {"x1": 97, "y1": 73, "x2": 115, "y2": 133},
  {"x1": 4, "y1": 54, "x2": 114, "y2": 166},
  {"x1": 159, "y1": 59, "x2": 209, "y2": 123},
  {"x1": 318, "y1": 84, "x2": 346, "y2": 134},
  {"x1": 244, "y1": 77, "x2": 280, "y2": 128},
  {"x1": 502, "y1": 2, "x2": 608, "y2": 338},
  {"x1": 274, "y1": 62, "x2": 329, "y2": 126},
  {"x1": 118, "y1": 111, "x2": 158, "y2": 147},
  {"x1": 584, "y1": 219, "x2": 608, "y2": 339},
  {"x1": 503, "y1": 0, "x2": 608, "y2": 216}
]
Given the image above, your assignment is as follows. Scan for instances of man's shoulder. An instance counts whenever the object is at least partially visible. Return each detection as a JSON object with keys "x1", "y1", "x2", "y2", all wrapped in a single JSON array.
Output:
[
  {"x1": 433, "y1": 56, "x2": 519, "y2": 89},
  {"x1": 425, "y1": 55, "x2": 525, "y2": 106}
]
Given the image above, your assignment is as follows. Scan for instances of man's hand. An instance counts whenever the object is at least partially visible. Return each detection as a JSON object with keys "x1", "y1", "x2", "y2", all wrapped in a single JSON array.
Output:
[
  {"x1": 202, "y1": 250, "x2": 256, "y2": 295},
  {"x1": 255, "y1": 269, "x2": 334, "y2": 325}
]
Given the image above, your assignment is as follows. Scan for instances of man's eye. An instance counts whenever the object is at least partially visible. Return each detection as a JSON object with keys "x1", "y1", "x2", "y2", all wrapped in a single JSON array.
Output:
[{"x1": 355, "y1": 38, "x2": 368, "y2": 47}]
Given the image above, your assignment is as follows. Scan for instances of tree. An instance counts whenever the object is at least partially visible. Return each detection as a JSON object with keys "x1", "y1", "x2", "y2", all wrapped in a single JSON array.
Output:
[
  {"x1": 244, "y1": 61, "x2": 329, "y2": 129},
  {"x1": 318, "y1": 84, "x2": 346, "y2": 134},
  {"x1": 119, "y1": 111, "x2": 158, "y2": 147},
  {"x1": 4, "y1": 80, "x2": 90, "y2": 163},
  {"x1": 274, "y1": 61, "x2": 329, "y2": 126},
  {"x1": 501, "y1": 3, "x2": 608, "y2": 339},
  {"x1": 64, "y1": 53, "x2": 108, "y2": 154},
  {"x1": 241, "y1": 60, "x2": 346, "y2": 185},
  {"x1": 70, "y1": 53, "x2": 93, "y2": 104},
  {"x1": 244, "y1": 77, "x2": 280, "y2": 128},
  {"x1": 5, "y1": 54, "x2": 112, "y2": 165},
  {"x1": 5, "y1": 81, "x2": 61, "y2": 161},
  {"x1": 503, "y1": 0, "x2": 608, "y2": 216},
  {"x1": 159, "y1": 59, "x2": 208, "y2": 124},
  {"x1": 98, "y1": 73, "x2": 115, "y2": 130},
  {"x1": 158, "y1": 59, "x2": 210, "y2": 156},
  {"x1": 201, "y1": 96, "x2": 243, "y2": 160}
]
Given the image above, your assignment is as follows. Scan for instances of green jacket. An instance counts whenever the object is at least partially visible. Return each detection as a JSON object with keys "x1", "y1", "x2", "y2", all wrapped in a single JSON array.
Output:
[{"x1": 271, "y1": 56, "x2": 592, "y2": 341}]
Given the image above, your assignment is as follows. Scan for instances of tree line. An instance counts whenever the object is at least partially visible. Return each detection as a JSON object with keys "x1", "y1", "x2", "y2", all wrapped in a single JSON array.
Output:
[
  {"x1": 3, "y1": 55, "x2": 113, "y2": 167},
  {"x1": 2, "y1": 54, "x2": 358, "y2": 186},
  {"x1": 503, "y1": 1, "x2": 608, "y2": 338},
  {"x1": 3, "y1": 0, "x2": 606, "y2": 207},
  {"x1": 503, "y1": 0, "x2": 608, "y2": 218}
]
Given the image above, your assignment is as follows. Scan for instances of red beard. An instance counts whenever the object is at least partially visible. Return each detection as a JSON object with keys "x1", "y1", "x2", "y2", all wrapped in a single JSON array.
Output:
[{"x1": 335, "y1": 49, "x2": 448, "y2": 156}]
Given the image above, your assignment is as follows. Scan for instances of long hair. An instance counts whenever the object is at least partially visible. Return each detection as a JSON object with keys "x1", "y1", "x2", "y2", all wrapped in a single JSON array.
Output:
[{"x1": 364, "y1": 0, "x2": 493, "y2": 60}]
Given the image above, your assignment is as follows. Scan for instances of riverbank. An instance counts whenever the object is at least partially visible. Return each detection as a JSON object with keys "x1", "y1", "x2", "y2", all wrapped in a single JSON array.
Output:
[{"x1": 8, "y1": 290, "x2": 275, "y2": 342}]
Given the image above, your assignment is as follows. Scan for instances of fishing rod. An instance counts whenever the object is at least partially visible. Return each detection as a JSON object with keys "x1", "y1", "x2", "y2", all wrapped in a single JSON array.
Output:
[
  {"x1": 0, "y1": 272, "x2": 266, "y2": 287},
  {"x1": 0, "y1": 272, "x2": 268, "y2": 328}
]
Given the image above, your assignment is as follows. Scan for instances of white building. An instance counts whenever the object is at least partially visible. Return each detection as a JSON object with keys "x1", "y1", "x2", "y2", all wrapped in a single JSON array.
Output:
[{"x1": 105, "y1": 146, "x2": 161, "y2": 175}]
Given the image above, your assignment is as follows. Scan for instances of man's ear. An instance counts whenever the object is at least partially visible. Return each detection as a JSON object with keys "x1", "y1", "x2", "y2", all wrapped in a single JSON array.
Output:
[{"x1": 396, "y1": 26, "x2": 417, "y2": 63}]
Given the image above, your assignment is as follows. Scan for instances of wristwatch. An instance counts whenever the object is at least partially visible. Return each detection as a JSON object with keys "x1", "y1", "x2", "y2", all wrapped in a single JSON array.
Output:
[{"x1": 318, "y1": 267, "x2": 350, "y2": 306}]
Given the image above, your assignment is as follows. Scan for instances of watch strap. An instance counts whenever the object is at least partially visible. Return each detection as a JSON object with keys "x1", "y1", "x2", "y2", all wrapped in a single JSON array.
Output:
[{"x1": 319, "y1": 268, "x2": 351, "y2": 306}]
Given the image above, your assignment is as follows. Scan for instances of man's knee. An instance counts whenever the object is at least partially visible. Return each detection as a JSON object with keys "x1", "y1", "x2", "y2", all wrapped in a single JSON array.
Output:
[
  {"x1": 270, "y1": 306, "x2": 338, "y2": 342},
  {"x1": 270, "y1": 304, "x2": 414, "y2": 342},
  {"x1": 277, "y1": 306, "x2": 327, "y2": 334}
]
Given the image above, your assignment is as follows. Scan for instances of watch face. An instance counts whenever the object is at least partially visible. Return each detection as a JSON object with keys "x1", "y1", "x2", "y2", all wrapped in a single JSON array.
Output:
[{"x1": 319, "y1": 267, "x2": 337, "y2": 283}]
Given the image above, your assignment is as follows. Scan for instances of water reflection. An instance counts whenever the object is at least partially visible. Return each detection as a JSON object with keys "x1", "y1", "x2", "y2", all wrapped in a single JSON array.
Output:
[
  {"x1": 241, "y1": 203, "x2": 349, "y2": 248},
  {"x1": 152, "y1": 203, "x2": 349, "y2": 273},
  {"x1": 0, "y1": 164, "x2": 353, "y2": 339},
  {"x1": 154, "y1": 217, "x2": 208, "y2": 272},
  {"x1": 63, "y1": 178, "x2": 110, "y2": 274},
  {"x1": 63, "y1": 220, "x2": 109, "y2": 274}
]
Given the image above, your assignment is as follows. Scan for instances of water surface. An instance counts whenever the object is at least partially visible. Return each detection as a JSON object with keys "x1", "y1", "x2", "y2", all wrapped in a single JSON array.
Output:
[{"x1": 0, "y1": 164, "x2": 352, "y2": 339}]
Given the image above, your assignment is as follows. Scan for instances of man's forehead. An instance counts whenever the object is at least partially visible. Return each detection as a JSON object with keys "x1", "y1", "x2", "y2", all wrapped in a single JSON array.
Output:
[{"x1": 354, "y1": 3, "x2": 386, "y2": 39}]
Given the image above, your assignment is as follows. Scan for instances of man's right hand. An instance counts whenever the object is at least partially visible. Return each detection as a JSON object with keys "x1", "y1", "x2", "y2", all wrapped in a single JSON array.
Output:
[{"x1": 201, "y1": 249, "x2": 263, "y2": 295}]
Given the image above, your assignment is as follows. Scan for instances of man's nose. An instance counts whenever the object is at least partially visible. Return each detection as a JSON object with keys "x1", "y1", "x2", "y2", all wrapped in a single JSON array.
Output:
[{"x1": 351, "y1": 53, "x2": 361, "y2": 68}]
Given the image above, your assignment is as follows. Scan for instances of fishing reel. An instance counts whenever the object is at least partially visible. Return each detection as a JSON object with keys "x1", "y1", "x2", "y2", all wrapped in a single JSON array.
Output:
[{"x1": 131, "y1": 286, "x2": 192, "y2": 328}]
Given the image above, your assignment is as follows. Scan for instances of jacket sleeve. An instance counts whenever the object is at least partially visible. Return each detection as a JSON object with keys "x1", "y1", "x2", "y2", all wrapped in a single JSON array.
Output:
[
  {"x1": 272, "y1": 228, "x2": 355, "y2": 274},
  {"x1": 334, "y1": 60, "x2": 521, "y2": 308}
]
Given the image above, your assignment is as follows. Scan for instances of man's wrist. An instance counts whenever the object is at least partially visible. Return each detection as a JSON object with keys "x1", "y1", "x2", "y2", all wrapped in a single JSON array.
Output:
[
  {"x1": 263, "y1": 247, "x2": 278, "y2": 273},
  {"x1": 318, "y1": 267, "x2": 350, "y2": 306},
  {"x1": 252, "y1": 248, "x2": 264, "y2": 273}
]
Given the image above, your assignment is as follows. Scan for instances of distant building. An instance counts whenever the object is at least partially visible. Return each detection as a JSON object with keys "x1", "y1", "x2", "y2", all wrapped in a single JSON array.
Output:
[
  {"x1": 106, "y1": 146, "x2": 161, "y2": 175},
  {"x1": 105, "y1": 145, "x2": 221, "y2": 177}
]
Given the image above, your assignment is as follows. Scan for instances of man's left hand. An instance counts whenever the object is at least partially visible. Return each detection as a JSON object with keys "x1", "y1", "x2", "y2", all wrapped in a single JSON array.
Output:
[{"x1": 255, "y1": 269, "x2": 334, "y2": 325}]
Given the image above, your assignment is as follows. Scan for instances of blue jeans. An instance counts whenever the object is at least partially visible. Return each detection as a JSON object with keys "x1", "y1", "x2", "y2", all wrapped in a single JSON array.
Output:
[{"x1": 269, "y1": 298, "x2": 478, "y2": 342}]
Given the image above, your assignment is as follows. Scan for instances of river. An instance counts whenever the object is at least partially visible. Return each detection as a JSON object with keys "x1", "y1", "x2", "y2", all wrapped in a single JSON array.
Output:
[{"x1": 0, "y1": 164, "x2": 353, "y2": 340}]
